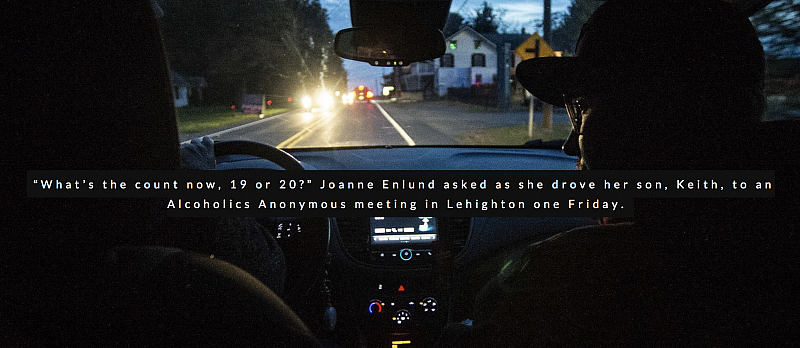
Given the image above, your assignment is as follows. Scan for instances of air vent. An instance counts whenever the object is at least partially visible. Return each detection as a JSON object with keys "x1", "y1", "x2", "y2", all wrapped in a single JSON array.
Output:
[
  {"x1": 335, "y1": 217, "x2": 370, "y2": 262},
  {"x1": 439, "y1": 217, "x2": 472, "y2": 254}
]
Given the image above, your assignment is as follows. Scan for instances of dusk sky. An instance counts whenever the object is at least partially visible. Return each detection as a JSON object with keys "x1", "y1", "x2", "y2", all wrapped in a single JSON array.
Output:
[{"x1": 321, "y1": 0, "x2": 572, "y2": 91}]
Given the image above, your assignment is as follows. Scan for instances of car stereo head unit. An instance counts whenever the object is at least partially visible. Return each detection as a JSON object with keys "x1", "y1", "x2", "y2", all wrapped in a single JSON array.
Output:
[
  {"x1": 370, "y1": 217, "x2": 437, "y2": 245},
  {"x1": 369, "y1": 217, "x2": 437, "y2": 262}
]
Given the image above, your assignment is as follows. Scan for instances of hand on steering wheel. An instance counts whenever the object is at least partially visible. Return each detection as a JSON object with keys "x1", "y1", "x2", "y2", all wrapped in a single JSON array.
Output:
[
  {"x1": 181, "y1": 137, "x2": 305, "y2": 170},
  {"x1": 214, "y1": 140, "x2": 305, "y2": 170},
  {"x1": 180, "y1": 136, "x2": 217, "y2": 170}
]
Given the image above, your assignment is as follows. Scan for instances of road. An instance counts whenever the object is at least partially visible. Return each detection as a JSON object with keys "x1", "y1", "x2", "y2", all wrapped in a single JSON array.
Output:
[{"x1": 180, "y1": 100, "x2": 570, "y2": 147}]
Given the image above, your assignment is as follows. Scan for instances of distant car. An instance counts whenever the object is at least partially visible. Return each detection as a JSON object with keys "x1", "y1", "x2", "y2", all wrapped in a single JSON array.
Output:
[
  {"x1": 349, "y1": 85, "x2": 374, "y2": 103},
  {"x1": 301, "y1": 89, "x2": 334, "y2": 112}
]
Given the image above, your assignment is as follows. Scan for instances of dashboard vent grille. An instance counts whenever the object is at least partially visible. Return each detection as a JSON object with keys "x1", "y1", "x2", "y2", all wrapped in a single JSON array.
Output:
[
  {"x1": 439, "y1": 217, "x2": 472, "y2": 253},
  {"x1": 335, "y1": 217, "x2": 370, "y2": 262}
]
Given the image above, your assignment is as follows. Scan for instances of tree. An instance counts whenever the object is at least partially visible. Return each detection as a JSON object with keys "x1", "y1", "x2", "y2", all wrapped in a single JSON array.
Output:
[
  {"x1": 549, "y1": 0, "x2": 601, "y2": 54},
  {"x1": 469, "y1": 1, "x2": 504, "y2": 34},
  {"x1": 750, "y1": 0, "x2": 800, "y2": 58},
  {"x1": 281, "y1": 0, "x2": 348, "y2": 94},
  {"x1": 158, "y1": 0, "x2": 347, "y2": 103},
  {"x1": 443, "y1": 12, "x2": 466, "y2": 37}
]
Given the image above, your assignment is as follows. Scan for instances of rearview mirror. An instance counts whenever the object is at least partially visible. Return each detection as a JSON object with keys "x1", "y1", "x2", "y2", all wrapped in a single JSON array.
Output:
[{"x1": 334, "y1": 27, "x2": 445, "y2": 66}]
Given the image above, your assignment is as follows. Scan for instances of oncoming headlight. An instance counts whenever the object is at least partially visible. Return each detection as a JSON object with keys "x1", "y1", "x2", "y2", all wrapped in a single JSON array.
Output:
[
  {"x1": 301, "y1": 95, "x2": 312, "y2": 109},
  {"x1": 317, "y1": 91, "x2": 334, "y2": 110}
]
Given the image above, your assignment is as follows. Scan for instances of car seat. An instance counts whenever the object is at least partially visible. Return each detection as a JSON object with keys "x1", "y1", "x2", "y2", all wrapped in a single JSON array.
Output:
[{"x1": 4, "y1": 1, "x2": 318, "y2": 346}]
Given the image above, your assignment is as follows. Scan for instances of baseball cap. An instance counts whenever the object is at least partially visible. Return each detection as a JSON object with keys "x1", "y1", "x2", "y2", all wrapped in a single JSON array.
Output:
[{"x1": 516, "y1": 0, "x2": 764, "y2": 106}]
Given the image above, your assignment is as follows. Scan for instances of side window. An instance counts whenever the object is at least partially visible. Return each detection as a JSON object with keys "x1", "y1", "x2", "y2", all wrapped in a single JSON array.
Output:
[
  {"x1": 471, "y1": 53, "x2": 486, "y2": 67},
  {"x1": 440, "y1": 54, "x2": 454, "y2": 67}
]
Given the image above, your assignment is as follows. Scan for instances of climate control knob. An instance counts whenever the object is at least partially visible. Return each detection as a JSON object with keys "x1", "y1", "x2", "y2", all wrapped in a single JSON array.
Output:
[
  {"x1": 399, "y1": 248, "x2": 413, "y2": 261},
  {"x1": 421, "y1": 297, "x2": 437, "y2": 313},
  {"x1": 368, "y1": 299, "x2": 383, "y2": 314},
  {"x1": 393, "y1": 309, "x2": 411, "y2": 324}
]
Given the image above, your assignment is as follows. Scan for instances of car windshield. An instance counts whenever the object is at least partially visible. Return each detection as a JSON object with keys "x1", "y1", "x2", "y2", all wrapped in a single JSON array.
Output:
[{"x1": 160, "y1": 0, "x2": 799, "y2": 148}]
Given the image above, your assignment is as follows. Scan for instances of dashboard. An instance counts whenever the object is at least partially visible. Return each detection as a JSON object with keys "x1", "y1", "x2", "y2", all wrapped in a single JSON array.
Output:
[
  {"x1": 217, "y1": 146, "x2": 579, "y2": 170},
  {"x1": 219, "y1": 146, "x2": 591, "y2": 347}
]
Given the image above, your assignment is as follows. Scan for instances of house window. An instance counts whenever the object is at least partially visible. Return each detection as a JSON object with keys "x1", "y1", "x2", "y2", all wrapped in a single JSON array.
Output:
[
  {"x1": 474, "y1": 40, "x2": 481, "y2": 49},
  {"x1": 475, "y1": 74, "x2": 483, "y2": 85},
  {"x1": 419, "y1": 61, "x2": 435, "y2": 74},
  {"x1": 471, "y1": 53, "x2": 486, "y2": 67},
  {"x1": 440, "y1": 54, "x2": 454, "y2": 67},
  {"x1": 449, "y1": 40, "x2": 457, "y2": 50}
]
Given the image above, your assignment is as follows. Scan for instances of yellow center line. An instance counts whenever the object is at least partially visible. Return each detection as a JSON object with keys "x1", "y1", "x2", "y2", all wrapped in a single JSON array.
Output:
[{"x1": 277, "y1": 107, "x2": 342, "y2": 148}]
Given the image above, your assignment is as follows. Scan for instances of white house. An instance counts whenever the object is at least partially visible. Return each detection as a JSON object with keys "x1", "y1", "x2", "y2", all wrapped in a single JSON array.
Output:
[
  {"x1": 402, "y1": 27, "x2": 533, "y2": 98},
  {"x1": 434, "y1": 27, "x2": 498, "y2": 95},
  {"x1": 170, "y1": 71, "x2": 206, "y2": 108},
  {"x1": 401, "y1": 60, "x2": 437, "y2": 98}
]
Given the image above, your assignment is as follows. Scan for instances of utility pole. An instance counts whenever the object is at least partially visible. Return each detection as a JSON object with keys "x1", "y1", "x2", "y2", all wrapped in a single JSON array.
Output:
[
  {"x1": 393, "y1": 66, "x2": 402, "y2": 100},
  {"x1": 541, "y1": 0, "x2": 553, "y2": 131},
  {"x1": 543, "y1": 0, "x2": 552, "y2": 43},
  {"x1": 527, "y1": 39, "x2": 540, "y2": 139},
  {"x1": 497, "y1": 43, "x2": 511, "y2": 110}
]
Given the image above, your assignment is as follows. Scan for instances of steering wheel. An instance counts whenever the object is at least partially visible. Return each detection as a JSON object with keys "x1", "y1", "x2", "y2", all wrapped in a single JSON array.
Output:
[
  {"x1": 214, "y1": 140, "x2": 305, "y2": 170},
  {"x1": 214, "y1": 140, "x2": 331, "y2": 327}
]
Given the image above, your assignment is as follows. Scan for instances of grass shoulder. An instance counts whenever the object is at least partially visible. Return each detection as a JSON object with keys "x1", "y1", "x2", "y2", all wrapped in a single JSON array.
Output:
[
  {"x1": 177, "y1": 106, "x2": 288, "y2": 134},
  {"x1": 459, "y1": 122, "x2": 572, "y2": 145}
]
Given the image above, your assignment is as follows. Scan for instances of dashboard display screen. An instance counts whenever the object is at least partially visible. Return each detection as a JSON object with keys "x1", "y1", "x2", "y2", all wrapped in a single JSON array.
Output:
[{"x1": 370, "y1": 217, "x2": 437, "y2": 245}]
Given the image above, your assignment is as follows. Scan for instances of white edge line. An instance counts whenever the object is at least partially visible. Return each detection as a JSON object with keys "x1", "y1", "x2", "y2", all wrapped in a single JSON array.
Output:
[
  {"x1": 180, "y1": 110, "x2": 292, "y2": 144},
  {"x1": 372, "y1": 101, "x2": 416, "y2": 146}
]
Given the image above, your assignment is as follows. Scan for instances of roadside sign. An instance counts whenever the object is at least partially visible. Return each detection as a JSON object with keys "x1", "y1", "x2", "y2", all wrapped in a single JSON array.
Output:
[
  {"x1": 241, "y1": 93, "x2": 264, "y2": 114},
  {"x1": 516, "y1": 33, "x2": 556, "y2": 60}
]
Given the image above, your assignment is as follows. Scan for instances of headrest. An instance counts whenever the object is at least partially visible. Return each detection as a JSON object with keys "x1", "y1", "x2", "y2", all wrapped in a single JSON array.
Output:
[{"x1": 9, "y1": 0, "x2": 180, "y2": 170}]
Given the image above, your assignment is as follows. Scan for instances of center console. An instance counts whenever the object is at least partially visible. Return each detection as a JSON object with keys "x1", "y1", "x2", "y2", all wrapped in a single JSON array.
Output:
[{"x1": 332, "y1": 217, "x2": 471, "y2": 348}]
